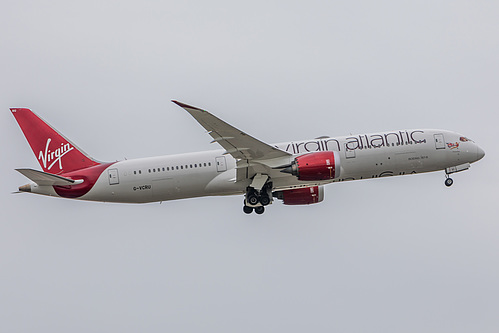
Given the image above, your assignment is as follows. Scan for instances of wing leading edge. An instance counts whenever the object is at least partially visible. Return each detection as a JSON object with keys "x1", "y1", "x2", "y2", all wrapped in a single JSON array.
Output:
[{"x1": 172, "y1": 101, "x2": 291, "y2": 161}]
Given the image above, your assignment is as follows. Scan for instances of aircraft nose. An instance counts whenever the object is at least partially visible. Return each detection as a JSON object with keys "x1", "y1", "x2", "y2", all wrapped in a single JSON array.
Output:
[{"x1": 476, "y1": 145, "x2": 485, "y2": 161}]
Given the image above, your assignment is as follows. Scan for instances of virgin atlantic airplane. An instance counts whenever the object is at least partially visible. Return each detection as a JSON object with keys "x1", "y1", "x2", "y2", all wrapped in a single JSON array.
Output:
[{"x1": 11, "y1": 101, "x2": 485, "y2": 214}]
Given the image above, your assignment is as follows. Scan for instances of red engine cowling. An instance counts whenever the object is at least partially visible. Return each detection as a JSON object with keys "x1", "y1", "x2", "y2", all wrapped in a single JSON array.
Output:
[
  {"x1": 273, "y1": 186, "x2": 324, "y2": 205},
  {"x1": 282, "y1": 151, "x2": 340, "y2": 181}
]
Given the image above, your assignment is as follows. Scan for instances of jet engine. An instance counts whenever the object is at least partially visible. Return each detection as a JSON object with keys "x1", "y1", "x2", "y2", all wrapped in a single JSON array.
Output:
[
  {"x1": 273, "y1": 186, "x2": 324, "y2": 205},
  {"x1": 281, "y1": 151, "x2": 340, "y2": 181}
]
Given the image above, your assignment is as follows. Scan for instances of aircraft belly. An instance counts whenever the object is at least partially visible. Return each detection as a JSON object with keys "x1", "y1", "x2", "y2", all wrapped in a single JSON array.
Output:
[
  {"x1": 151, "y1": 175, "x2": 214, "y2": 201},
  {"x1": 81, "y1": 176, "x2": 152, "y2": 203},
  {"x1": 204, "y1": 170, "x2": 247, "y2": 196}
]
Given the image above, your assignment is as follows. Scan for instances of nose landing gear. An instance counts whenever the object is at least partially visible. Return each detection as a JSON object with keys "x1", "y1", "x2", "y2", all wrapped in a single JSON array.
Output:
[
  {"x1": 445, "y1": 176, "x2": 454, "y2": 187},
  {"x1": 444, "y1": 163, "x2": 471, "y2": 187}
]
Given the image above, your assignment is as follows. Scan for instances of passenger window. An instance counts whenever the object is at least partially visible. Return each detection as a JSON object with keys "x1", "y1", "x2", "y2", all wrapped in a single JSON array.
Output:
[
  {"x1": 134, "y1": 171, "x2": 137, "y2": 175},
  {"x1": 204, "y1": 163, "x2": 207, "y2": 167},
  {"x1": 148, "y1": 169, "x2": 151, "y2": 173},
  {"x1": 139, "y1": 170, "x2": 141, "y2": 174}
]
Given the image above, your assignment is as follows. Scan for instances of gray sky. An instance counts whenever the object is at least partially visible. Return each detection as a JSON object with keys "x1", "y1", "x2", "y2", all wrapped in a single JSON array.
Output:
[{"x1": 1, "y1": 1, "x2": 498, "y2": 332}]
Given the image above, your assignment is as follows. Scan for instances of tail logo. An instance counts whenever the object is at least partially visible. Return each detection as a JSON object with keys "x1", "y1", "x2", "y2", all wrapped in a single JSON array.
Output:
[{"x1": 38, "y1": 138, "x2": 74, "y2": 171}]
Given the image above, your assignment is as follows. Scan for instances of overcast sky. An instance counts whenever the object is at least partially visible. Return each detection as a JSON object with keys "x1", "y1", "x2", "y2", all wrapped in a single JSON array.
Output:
[{"x1": 1, "y1": 1, "x2": 498, "y2": 332}]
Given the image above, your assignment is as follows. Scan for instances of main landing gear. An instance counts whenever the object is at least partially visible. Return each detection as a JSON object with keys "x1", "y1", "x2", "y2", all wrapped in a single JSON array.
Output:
[
  {"x1": 243, "y1": 174, "x2": 273, "y2": 215},
  {"x1": 243, "y1": 205, "x2": 266, "y2": 215}
]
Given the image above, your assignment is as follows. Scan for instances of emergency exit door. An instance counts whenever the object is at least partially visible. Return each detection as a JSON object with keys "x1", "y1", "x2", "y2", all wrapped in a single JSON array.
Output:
[
  {"x1": 216, "y1": 156, "x2": 227, "y2": 172},
  {"x1": 108, "y1": 168, "x2": 119, "y2": 185}
]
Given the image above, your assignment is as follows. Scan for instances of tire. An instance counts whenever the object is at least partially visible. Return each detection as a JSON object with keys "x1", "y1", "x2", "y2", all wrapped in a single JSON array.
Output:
[
  {"x1": 255, "y1": 206, "x2": 265, "y2": 215},
  {"x1": 247, "y1": 194, "x2": 259, "y2": 206},
  {"x1": 260, "y1": 195, "x2": 271, "y2": 206},
  {"x1": 445, "y1": 178, "x2": 453, "y2": 187},
  {"x1": 243, "y1": 206, "x2": 253, "y2": 214}
]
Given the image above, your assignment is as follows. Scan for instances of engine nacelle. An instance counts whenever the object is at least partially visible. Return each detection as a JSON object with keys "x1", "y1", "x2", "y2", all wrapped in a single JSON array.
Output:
[
  {"x1": 282, "y1": 151, "x2": 340, "y2": 181},
  {"x1": 273, "y1": 186, "x2": 324, "y2": 205}
]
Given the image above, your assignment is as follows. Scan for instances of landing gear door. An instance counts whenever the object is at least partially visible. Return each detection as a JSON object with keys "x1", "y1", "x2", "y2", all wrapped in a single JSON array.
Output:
[
  {"x1": 434, "y1": 134, "x2": 445, "y2": 149},
  {"x1": 216, "y1": 156, "x2": 227, "y2": 172},
  {"x1": 108, "y1": 168, "x2": 119, "y2": 185}
]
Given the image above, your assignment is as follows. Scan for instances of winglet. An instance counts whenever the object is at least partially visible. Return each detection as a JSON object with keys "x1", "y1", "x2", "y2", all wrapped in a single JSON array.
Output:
[{"x1": 171, "y1": 100, "x2": 205, "y2": 112}]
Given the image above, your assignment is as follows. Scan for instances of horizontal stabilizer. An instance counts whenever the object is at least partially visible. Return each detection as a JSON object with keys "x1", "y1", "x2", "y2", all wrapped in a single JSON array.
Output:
[{"x1": 16, "y1": 168, "x2": 82, "y2": 186}]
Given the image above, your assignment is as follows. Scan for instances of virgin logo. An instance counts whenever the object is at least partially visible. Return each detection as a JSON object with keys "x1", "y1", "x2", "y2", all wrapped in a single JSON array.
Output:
[{"x1": 38, "y1": 138, "x2": 74, "y2": 171}]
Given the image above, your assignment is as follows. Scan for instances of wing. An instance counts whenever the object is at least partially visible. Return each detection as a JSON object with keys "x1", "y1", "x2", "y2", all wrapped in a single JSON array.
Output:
[
  {"x1": 172, "y1": 101, "x2": 291, "y2": 161},
  {"x1": 16, "y1": 168, "x2": 81, "y2": 186}
]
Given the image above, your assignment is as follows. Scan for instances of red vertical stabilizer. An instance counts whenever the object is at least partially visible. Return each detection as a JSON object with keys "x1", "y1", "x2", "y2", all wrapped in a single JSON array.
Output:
[{"x1": 11, "y1": 108, "x2": 100, "y2": 174}]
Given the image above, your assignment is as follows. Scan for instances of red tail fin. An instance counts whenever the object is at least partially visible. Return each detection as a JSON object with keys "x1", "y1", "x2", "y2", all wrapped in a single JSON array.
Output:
[{"x1": 11, "y1": 108, "x2": 100, "y2": 174}]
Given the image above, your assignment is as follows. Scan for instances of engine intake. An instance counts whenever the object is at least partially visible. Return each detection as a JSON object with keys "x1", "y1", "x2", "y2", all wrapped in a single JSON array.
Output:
[{"x1": 282, "y1": 151, "x2": 340, "y2": 181}]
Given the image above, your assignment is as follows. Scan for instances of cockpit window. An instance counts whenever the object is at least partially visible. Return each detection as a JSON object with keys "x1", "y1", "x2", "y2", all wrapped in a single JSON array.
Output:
[{"x1": 460, "y1": 136, "x2": 474, "y2": 142}]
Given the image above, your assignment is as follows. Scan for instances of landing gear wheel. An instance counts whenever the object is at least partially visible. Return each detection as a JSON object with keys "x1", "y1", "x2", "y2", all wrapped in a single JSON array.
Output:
[
  {"x1": 260, "y1": 195, "x2": 271, "y2": 206},
  {"x1": 243, "y1": 206, "x2": 254, "y2": 214},
  {"x1": 255, "y1": 206, "x2": 265, "y2": 215},
  {"x1": 445, "y1": 177, "x2": 454, "y2": 187},
  {"x1": 247, "y1": 194, "x2": 259, "y2": 206}
]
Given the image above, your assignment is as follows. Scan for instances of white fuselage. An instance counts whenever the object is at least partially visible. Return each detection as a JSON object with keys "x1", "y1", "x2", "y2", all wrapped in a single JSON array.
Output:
[{"x1": 29, "y1": 128, "x2": 483, "y2": 203}]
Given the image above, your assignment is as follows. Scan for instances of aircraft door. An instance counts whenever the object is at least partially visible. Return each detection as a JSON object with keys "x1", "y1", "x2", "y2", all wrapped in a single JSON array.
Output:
[
  {"x1": 108, "y1": 168, "x2": 119, "y2": 185},
  {"x1": 216, "y1": 156, "x2": 227, "y2": 172},
  {"x1": 434, "y1": 134, "x2": 445, "y2": 149}
]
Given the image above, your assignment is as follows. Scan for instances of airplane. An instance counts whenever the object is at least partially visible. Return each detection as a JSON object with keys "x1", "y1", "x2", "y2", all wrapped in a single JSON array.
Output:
[{"x1": 11, "y1": 101, "x2": 485, "y2": 214}]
